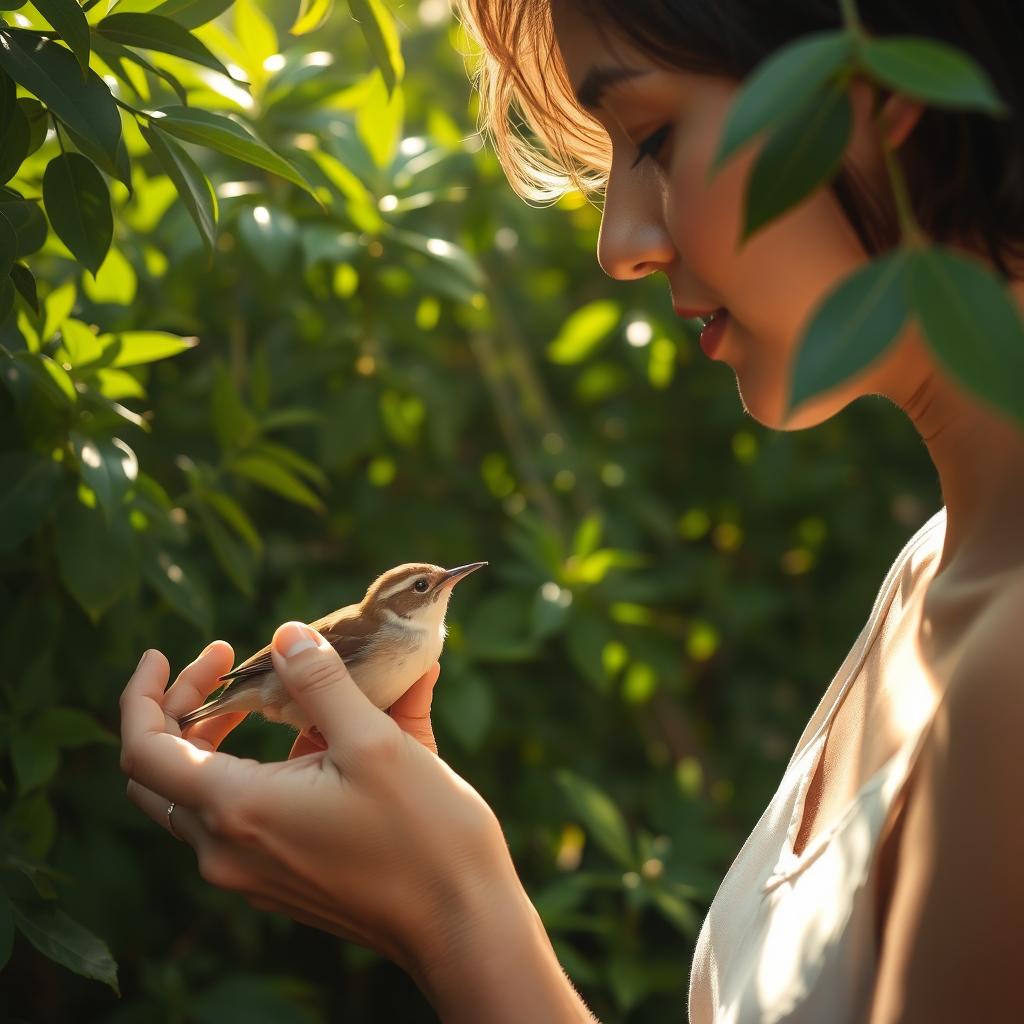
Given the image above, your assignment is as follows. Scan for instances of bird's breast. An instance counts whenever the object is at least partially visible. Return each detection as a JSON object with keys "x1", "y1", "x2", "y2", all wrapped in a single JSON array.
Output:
[{"x1": 348, "y1": 626, "x2": 442, "y2": 709}]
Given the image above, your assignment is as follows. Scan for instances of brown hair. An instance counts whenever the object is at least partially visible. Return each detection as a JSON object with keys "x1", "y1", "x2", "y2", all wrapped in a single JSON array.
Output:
[{"x1": 452, "y1": 0, "x2": 1024, "y2": 276}]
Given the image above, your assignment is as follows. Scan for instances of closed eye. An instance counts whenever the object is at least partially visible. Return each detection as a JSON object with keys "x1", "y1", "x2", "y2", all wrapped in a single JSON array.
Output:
[{"x1": 630, "y1": 124, "x2": 672, "y2": 170}]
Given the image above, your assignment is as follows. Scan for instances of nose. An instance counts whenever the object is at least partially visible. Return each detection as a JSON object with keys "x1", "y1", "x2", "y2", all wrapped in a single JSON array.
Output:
[{"x1": 596, "y1": 165, "x2": 676, "y2": 280}]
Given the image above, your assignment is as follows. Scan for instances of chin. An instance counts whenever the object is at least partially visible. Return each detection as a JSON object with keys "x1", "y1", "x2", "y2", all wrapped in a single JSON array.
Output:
[{"x1": 735, "y1": 375, "x2": 856, "y2": 431}]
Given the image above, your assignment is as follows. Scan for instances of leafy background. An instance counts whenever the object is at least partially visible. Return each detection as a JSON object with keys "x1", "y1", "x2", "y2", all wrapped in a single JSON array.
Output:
[{"x1": 0, "y1": 0, "x2": 952, "y2": 1021}]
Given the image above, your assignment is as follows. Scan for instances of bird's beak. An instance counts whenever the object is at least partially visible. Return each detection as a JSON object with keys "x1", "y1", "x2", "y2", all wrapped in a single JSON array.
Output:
[{"x1": 436, "y1": 561, "x2": 488, "y2": 590}]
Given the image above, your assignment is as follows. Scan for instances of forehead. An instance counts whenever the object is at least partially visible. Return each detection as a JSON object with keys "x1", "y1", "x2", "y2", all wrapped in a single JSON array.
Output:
[{"x1": 550, "y1": 0, "x2": 654, "y2": 102}]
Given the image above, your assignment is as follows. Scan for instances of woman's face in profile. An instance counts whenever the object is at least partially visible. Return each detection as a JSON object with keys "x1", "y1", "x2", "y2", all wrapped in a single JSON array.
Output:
[{"x1": 550, "y1": 0, "x2": 916, "y2": 430}]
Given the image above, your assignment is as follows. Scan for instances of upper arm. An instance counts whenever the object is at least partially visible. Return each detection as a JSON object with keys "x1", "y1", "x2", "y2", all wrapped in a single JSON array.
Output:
[{"x1": 868, "y1": 584, "x2": 1024, "y2": 1023}]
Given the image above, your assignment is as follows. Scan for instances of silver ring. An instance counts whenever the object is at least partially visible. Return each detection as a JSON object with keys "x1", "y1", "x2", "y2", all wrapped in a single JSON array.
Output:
[{"x1": 167, "y1": 801, "x2": 182, "y2": 841}]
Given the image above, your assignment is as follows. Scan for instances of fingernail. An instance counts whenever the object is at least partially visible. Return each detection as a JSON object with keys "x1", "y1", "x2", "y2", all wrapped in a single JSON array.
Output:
[
  {"x1": 135, "y1": 650, "x2": 150, "y2": 672},
  {"x1": 200, "y1": 641, "x2": 218, "y2": 657},
  {"x1": 275, "y1": 622, "x2": 320, "y2": 658}
]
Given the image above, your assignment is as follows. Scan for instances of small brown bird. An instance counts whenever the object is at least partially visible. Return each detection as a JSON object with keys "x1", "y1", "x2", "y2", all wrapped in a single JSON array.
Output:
[{"x1": 177, "y1": 561, "x2": 487, "y2": 736}]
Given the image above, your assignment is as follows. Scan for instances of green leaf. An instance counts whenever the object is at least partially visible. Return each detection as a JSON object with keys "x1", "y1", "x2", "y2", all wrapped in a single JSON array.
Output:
[
  {"x1": 97, "y1": 13, "x2": 237, "y2": 81},
  {"x1": 80, "y1": 245, "x2": 137, "y2": 305},
  {"x1": 742, "y1": 84, "x2": 852, "y2": 241},
  {"x1": 0, "y1": 454, "x2": 60, "y2": 552},
  {"x1": 0, "y1": 194, "x2": 47, "y2": 257},
  {"x1": 229, "y1": 454, "x2": 325, "y2": 511},
  {"x1": 234, "y1": 0, "x2": 277, "y2": 75},
  {"x1": 555, "y1": 769, "x2": 634, "y2": 867},
  {"x1": 20, "y1": 96, "x2": 48, "y2": 155},
  {"x1": 346, "y1": 0, "x2": 403, "y2": 95},
  {"x1": 148, "y1": 0, "x2": 233, "y2": 29},
  {"x1": 59, "y1": 317, "x2": 103, "y2": 365},
  {"x1": 0, "y1": 208, "x2": 15, "y2": 282},
  {"x1": 140, "y1": 121, "x2": 217, "y2": 253},
  {"x1": 547, "y1": 300, "x2": 620, "y2": 364},
  {"x1": 31, "y1": 707, "x2": 117, "y2": 748},
  {"x1": 909, "y1": 246, "x2": 1024, "y2": 426},
  {"x1": 355, "y1": 68, "x2": 402, "y2": 168},
  {"x1": 11, "y1": 901, "x2": 119, "y2": 993},
  {"x1": 434, "y1": 672, "x2": 493, "y2": 751},
  {"x1": 142, "y1": 547, "x2": 212, "y2": 630},
  {"x1": 153, "y1": 106, "x2": 318, "y2": 198},
  {"x1": 12, "y1": 734, "x2": 59, "y2": 792},
  {"x1": 789, "y1": 250, "x2": 911, "y2": 411},
  {"x1": 203, "y1": 490, "x2": 261, "y2": 552},
  {"x1": 0, "y1": 896, "x2": 13, "y2": 971},
  {"x1": 90, "y1": 34, "x2": 188, "y2": 105},
  {"x1": 650, "y1": 885, "x2": 700, "y2": 935},
  {"x1": 94, "y1": 367, "x2": 146, "y2": 400},
  {"x1": 0, "y1": 69, "x2": 30, "y2": 184},
  {"x1": 859, "y1": 36, "x2": 1008, "y2": 116},
  {"x1": 291, "y1": 0, "x2": 333, "y2": 35},
  {"x1": 195, "y1": 502, "x2": 255, "y2": 596},
  {"x1": 712, "y1": 31, "x2": 852, "y2": 172},
  {"x1": 31, "y1": 0, "x2": 91, "y2": 72},
  {"x1": 11, "y1": 262, "x2": 37, "y2": 313},
  {"x1": 108, "y1": 329, "x2": 197, "y2": 366},
  {"x1": 42, "y1": 153, "x2": 113, "y2": 276},
  {"x1": 251, "y1": 439, "x2": 327, "y2": 487},
  {"x1": 0, "y1": 30, "x2": 125, "y2": 180},
  {"x1": 55, "y1": 497, "x2": 138, "y2": 621},
  {"x1": 71, "y1": 432, "x2": 138, "y2": 518}
]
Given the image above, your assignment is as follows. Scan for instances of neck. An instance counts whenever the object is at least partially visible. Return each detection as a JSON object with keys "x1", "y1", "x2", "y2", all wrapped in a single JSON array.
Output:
[
  {"x1": 882, "y1": 298, "x2": 1024, "y2": 583},
  {"x1": 381, "y1": 607, "x2": 431, "y2": 632}
]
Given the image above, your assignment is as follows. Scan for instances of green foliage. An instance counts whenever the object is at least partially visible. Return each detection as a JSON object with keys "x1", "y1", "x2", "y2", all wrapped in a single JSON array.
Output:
[{"x1": 0, "y1": 0, "x2": 1005, "y2": 1020}]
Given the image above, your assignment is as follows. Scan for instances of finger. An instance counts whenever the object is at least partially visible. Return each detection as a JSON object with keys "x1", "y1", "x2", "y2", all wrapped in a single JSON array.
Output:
[
  {"x1": 162, "y1": 641, "x2": 235, "y2": 721},
  {"x1": 125, "y1": 777, "x2": 205, "y2": 847},
  {"x1": 120, "y1": 650, "x2": 234, "y2": 805},
  {"x1": 270, "y1": 622, "x2": 396, "y2": 775},
  {"x1": 388, "y1": 662, "x2": 440, "y2": 754},
  {"x1": 186, "y1": 711, "x2": 249, "y2": 752}
]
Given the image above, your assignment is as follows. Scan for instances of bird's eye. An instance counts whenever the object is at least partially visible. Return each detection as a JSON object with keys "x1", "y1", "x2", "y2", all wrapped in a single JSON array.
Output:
[{"x1": 414, "y1": 579, "x2": 429, "y2": 592}]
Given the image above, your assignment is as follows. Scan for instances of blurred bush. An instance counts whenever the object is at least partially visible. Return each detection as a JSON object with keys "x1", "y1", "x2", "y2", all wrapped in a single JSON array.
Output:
[{"x1": 0, "y1": 1, "x2": 939, "y2": 1021}]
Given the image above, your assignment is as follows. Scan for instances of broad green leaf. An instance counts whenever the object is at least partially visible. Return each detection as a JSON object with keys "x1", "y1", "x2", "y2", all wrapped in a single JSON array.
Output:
[
  {"x1": 11, "y1": 901, "x2": 119, "y2": 993},
  {"x1": 195, "y1": 503, "x2": 255, "y2": 596},
  {"x1": 234, "y1": 0, "x2": 277, "y2": 81},
  {"x1": 909, "y1": 246, "x2": 1024, "y2": 426},
  {"x1": 789, "y1": 250, "x2": 911, "y2": 411},
  {"x1": 291, "y1": 0, "x2": 332, "y2": 35},
  {"x1": 37, "y1": 353, "x2": 77, "y2": 403},
  {"x1": 71, "y1": 432, "x2": 138, "y2": 517},
  {"x1": 346, "y1": 0, "x2": 403, "y2": 95},
  {"x1": 203, "y1": 490, "x2": 261, "y2": 552},
  {"x1": 742, "y1": 84, "x2": 852, "y2": 241},
  {"x1": 251, "y1": 438, "x2": 327, "y2": 487},
  {"x1": 303, "y1": 148, "x2": 382, "y2": 233},
  {"x1": 355, "y1": 69, "x2": 402, "y2": 168},
  {"x1": 140, "y1": 121, "x2": 217, "y2": 253},
  {"x1": 94, "y1": 367, "x2": 146, "y2": 399},
  {"x1": 0, "y1": 897, "x2": 12, "y2": 971},
  {"x1": 55, "y1": 497, "x2": 138, "y2": 620},
  {"x1": 31, "y1": 707, "x2": 117, "y2": 748},
  {"x1": 712, "y1": 31, "x2": 852, "y2": 173},
  {"x1": 0, "y1": 194, "x2": 47, "y2": 257},
  {"x1": 58, "y1": 317, "x2": 103, "y2": 365},
  {"x1": 556, "y1": 769, "x2": 634, "y2": 867},
  {"x1": 142, "y1": 547, "x2": 212, "y2": 629},
  {"x1": 434, "y1": 672, "x2": 493, "y2": 751},
  {"x1": 10, "y1": 262, "x2": 37, "y2": 312},
  {"x1": 11, "y1": 734, "x2": 59, "y2": 791},
  {"x1": 0, "y1": 30, "x2": 125, "y2": 179},
  {"x1": 81, "y1": 245, "x2": 137, "y2": 305},
  {"x1": 31, "y1": 0, "x2": 91, "y2": 71},
  {"x1": 20, "y1": 96, "x2": 47, "y2": 154},
  {"x1": 90, "y1": 34, "x2": 188, "y2": 105},
  {"x1": 152, "y1": 106, "x2": 318, "y2": 198},
  {"x1": 547, "y1": 300, "x2": 620, "y2": 364},
  {"x1": 97, "y1": 13, "x2": 236, "y2": 80},
  {"x1": 229, "y1": 454, "x2": 325, "y2": 511},
  {"x1": 108, "y1": 329, "x2": 197, "y2": 366},
  {"x1": 43, "y1": 153, "x2": 113, "y2": 276},
  {"x1": 859, "y1": 36, "x2": 1008, "y2": 116},
  {"x1": 148, "y1": 0, "x2": 233, "y2": 29},
  {"x1": 43, "y1": 280, "x2": 77, "y2": 341},
  {"x1": 0, "y1": 69, "x2": 30, "y2": 184},
  {"x1": 0, "y1": 208, "x2": 15, "y2": 281}
]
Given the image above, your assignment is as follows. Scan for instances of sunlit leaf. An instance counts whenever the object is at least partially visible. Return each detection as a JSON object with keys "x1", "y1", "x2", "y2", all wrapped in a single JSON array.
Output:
[
  {"x1": 547, "y1": 300, "x2": 620, "y2": 364},
  {"x1": 346, "y1": 0, "x2": 403, "y2": 95},
  {"x1": 31, "y1": 0, "x2": 91, "y2": 71},
  {"x1": 43, "y1": 153, "x2": 113, "y2": 276},
  {"x1": 97, "y1": 13, "x2": 237, "y2": 81},
  {"x1": 291, "y1": 0, "x2": 333, "y2": 35}
]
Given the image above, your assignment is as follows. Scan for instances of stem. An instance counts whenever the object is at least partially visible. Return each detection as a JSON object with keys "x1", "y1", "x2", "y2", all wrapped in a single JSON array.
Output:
[
  {"x1": 52, "y1": 115, "x2": 65, "y2": 155},
  {"x1": 880, "y1": 135, "x2": 924, "y2": 248},
  {"x1": 838, "y1": 0, "x2": 864, "y2": 34},
  {"x1": 113, "y1": 96, "x2": 151, "y2": 120}
]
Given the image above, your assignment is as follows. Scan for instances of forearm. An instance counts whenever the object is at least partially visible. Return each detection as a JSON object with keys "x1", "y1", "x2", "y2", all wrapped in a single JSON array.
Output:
[{"x1": 414, "y1": 878, "x2": 599, "y2": 1023}]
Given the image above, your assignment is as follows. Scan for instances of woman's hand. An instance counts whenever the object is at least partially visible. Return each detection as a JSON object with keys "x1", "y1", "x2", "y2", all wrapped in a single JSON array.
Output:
[{"x1": 118, "y1": 622, "x2": 521, "y2": 984}]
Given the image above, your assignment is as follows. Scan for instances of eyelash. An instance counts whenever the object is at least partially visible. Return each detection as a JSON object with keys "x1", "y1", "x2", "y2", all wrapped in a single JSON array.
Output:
[{"x1": 630, "y1": 124, "x2": 672, "y2": 170}]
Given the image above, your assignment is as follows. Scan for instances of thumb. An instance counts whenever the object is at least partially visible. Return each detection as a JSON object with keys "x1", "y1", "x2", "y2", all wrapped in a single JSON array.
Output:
[
  {"x1": 388, "y1": 661, "x2": 441, "y2": 754},
  {"x1": 270, "y1": 621, "x2": 392, "y2": 771}
]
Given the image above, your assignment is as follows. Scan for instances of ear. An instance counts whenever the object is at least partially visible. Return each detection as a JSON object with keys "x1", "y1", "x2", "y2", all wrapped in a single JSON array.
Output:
[{"x1": 877, "y1": 92, "x2": 926, "y2": 150}]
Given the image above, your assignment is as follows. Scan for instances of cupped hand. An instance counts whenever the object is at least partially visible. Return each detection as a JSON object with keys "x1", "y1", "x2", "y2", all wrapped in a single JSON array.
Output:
[{"x1": 119, "y1": 623, "x2": 518, "y2": 980}]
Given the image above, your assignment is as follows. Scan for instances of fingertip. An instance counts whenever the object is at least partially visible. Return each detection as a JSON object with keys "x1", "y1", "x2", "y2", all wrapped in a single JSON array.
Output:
[{"x1": 272, "y1": 621, "x2": 324, "y2": 659}]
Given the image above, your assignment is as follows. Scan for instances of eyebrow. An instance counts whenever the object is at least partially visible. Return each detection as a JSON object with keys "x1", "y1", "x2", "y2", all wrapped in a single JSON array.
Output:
[{"x1": 574, "y1": 65, "x2": 649, "y2": 110}]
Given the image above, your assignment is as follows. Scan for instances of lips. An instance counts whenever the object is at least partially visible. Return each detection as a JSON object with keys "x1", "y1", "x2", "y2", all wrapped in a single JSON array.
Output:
[{"x1": 675, "y1": 305, "x2": 728, "y2": 323}]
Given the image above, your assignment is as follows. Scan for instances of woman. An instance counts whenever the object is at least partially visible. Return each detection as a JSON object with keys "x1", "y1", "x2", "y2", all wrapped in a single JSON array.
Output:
[{"x1": 119, "y1": 0, "x2": 1024, "y2": 1020}]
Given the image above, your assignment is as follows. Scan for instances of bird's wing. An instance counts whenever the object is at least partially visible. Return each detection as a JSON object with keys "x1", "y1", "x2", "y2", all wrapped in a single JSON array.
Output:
[{"x1": 217, "y1": 613, "x2": 375, "y2": 686}]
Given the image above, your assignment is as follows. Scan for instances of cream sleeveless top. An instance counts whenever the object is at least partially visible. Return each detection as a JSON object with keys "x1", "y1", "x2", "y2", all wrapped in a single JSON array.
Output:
[{"x1": 688, "y1": 506, "x2": 948, "y2": 1024}]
